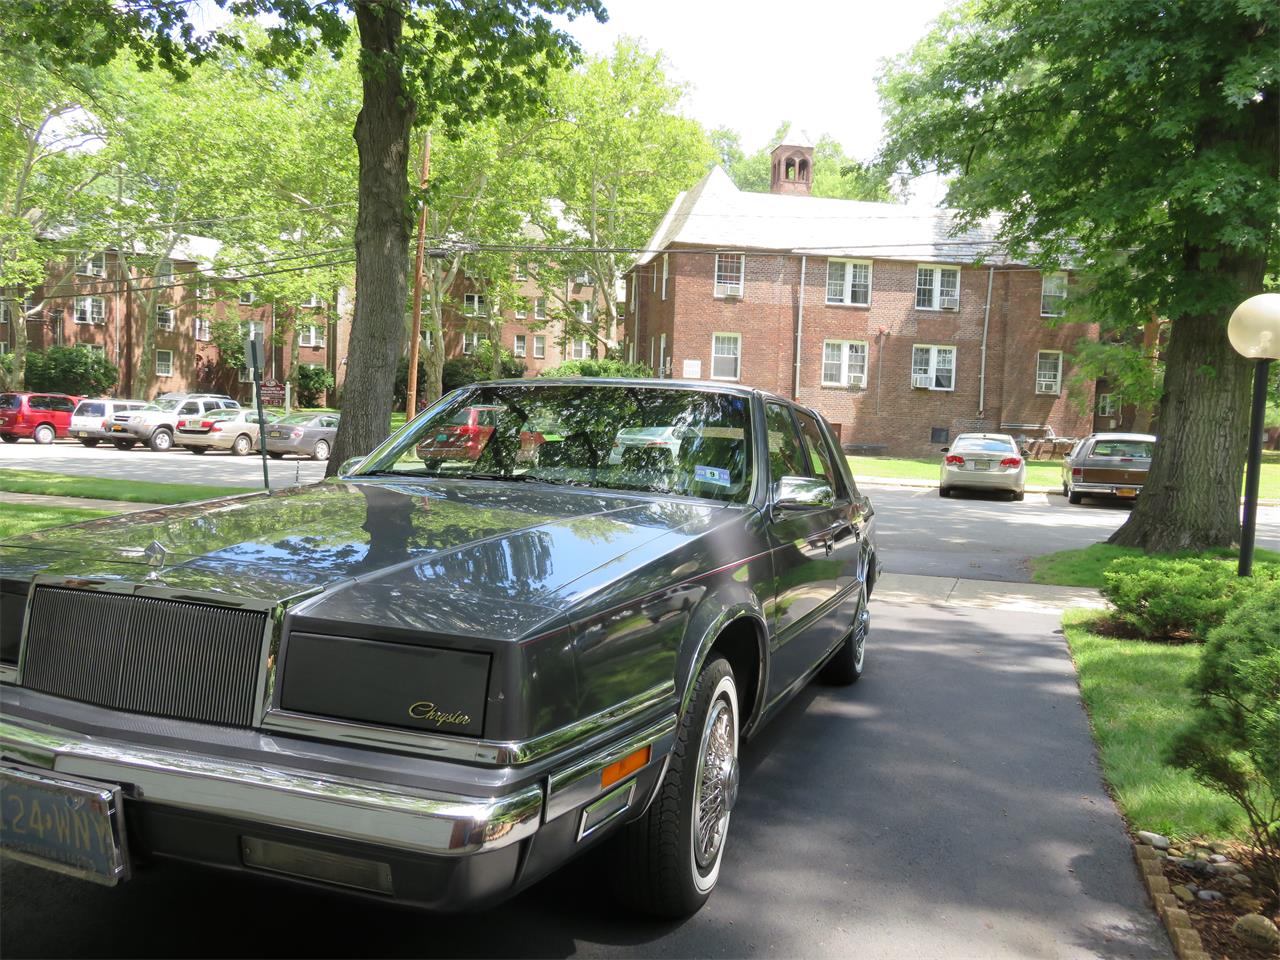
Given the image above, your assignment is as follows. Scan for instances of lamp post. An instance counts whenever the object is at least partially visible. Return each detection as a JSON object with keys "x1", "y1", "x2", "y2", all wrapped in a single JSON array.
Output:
[{"x1": 1227, "y1": 293, "x2": 1280, "y2": 576}]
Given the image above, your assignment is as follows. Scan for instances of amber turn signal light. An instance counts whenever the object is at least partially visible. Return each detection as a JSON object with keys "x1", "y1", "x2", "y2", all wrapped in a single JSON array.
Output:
[{"x1": 601, "y1": 745, "x2": 651, "y2": 789}]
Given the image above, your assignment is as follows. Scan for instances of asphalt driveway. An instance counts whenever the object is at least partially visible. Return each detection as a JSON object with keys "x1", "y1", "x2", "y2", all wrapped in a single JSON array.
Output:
[{"x1": 0, "y1": 589, "x2": 1170, "y2": 959}]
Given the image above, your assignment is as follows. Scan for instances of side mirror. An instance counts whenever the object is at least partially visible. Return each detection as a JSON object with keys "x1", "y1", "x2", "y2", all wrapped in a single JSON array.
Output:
[
  {"x1": 338, "y1": 456, "x2": 364, "y2": 476},
  {"x1": 940, "y1": 447, "x2": 950, "y2": 454},
  {"x1": 1020, "y1": 448, "x2": 1031, "y2": 458},
  {"x1": 774, "y1": 476, "x2": 834, "y2": 511}
]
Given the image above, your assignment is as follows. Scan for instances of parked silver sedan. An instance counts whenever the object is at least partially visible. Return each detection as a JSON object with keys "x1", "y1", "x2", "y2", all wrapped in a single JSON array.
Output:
[
  {"x1": 264, "y1": 412, "x2": 339, "y2": 460},
  {"x1": 176, "y1": 408, "x2": 276, "y2": 456},
  {"x1": 939, "y1": 433, "x2": 1028, "y2": 501}
]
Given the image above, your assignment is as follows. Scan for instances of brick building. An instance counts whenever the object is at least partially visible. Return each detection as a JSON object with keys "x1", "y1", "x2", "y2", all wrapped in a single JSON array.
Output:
[
  {"x1": 1, "y1": 241, "x2": 346, "y2": 404},
  {"x1": 623, "y1": 138, "x2": 1103, "y2": 455}
]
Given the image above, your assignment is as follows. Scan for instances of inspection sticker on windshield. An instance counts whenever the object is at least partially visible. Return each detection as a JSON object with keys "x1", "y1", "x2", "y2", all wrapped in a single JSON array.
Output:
[{"x1": 695, "y1": 465, "x2": 731, "y2": 487}]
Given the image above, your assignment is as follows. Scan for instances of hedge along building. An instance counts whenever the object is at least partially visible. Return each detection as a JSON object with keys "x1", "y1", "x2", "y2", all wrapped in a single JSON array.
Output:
[
  {"x1": 0, "y1": 236, "x2": 345, "y2": 404},
  {"x1": 622, "y1": 136, "x2": 1101, "y2": 456}
]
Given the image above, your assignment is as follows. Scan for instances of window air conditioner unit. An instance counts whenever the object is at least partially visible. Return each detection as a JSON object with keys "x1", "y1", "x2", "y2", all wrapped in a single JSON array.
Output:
[
  {"x1": 940, "y1": 296, "x2": 959, "y2": 310},
  {"x1": 715, "y1": 283, "x2": 742, "y2": 299},
  {"x1": 1036, "y1": 380, "x2": 1058, "y2": 394},
  {"x1": 912, "y1": 374, "x2": 933, "y2": 389}
]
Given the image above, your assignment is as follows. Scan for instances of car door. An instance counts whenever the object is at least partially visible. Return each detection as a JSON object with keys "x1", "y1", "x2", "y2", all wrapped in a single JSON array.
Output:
[{"x1": 763, "y1": 401, "x2": 844, "y2": 702}]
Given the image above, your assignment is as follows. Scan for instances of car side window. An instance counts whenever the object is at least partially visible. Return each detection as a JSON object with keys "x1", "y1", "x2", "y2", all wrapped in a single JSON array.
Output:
[
  {"x1": 765, "y1": 402, "x2": 808, "y2": 484},
  {"x1": 51, "y1": 397, "x2": 75, "y2": 413},
  {"x1": 322, "y1": 417, "x2": 339, "y2": 428},
  {"x1": 178, "y1": 402, "x2": 199, "y2": 415},
  {"x1": 794, "y1": 409, "x2": 844, "y2": 497},
  {"x1": 30, "y1": 396, "x2": 50, "y2": 411}
]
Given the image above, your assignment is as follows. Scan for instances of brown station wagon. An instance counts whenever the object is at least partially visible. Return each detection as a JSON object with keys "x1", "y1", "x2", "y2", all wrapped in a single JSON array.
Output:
[{"x1": 1061, "y1": 432, "x2": 1157, "y2": 504}]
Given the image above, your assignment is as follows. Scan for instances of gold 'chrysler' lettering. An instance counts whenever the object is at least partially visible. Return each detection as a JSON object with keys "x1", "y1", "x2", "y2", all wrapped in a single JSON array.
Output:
[{"x1": 407, "y1": 701, "x2": 472, "y2": 727}]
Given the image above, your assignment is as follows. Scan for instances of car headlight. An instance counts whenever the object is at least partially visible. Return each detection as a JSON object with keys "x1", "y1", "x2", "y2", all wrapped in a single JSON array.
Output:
[
  {"x1": 130, "y1": 416, "x2": 143, "y2": 424},
  {"x1": 279, "y1": 632, "x2": 490, "y2": 736}
]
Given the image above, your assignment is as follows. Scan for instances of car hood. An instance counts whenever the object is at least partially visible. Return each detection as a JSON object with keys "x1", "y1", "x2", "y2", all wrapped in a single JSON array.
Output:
[{"x1": 0, "y1": 479, "x2": 742, "y2": 640}]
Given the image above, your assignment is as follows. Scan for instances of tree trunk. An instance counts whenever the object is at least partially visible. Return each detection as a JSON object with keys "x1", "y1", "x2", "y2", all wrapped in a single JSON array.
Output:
[
  {"x1": 327, "y1": 0, "x2": 415, "y2": 476},
  {"x1": 1108, "y1": 292, "x2": 1256, "y2": 552}
]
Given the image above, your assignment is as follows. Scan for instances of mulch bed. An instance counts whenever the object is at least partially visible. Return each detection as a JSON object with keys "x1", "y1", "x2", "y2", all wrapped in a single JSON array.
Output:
[{"x1": 1158, "y1": 844, "x2": 1279, "y2": 959}]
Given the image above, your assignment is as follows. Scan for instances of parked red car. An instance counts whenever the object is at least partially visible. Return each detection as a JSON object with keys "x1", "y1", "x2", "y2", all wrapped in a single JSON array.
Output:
[{"x1": 0, "y1": 392, "x2": 82, "y2": 444}]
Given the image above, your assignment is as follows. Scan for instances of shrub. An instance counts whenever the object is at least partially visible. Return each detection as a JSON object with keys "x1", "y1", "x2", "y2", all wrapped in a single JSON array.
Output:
[
  {"x1": 1101, "y1": 555, "x2": 1280, "y2": 642},
  {"x1": 1168, "y1": 581, "x2": 1280, "y2": 897},
  {"x1": 23, "y1": 346, "x2": 119, "y2": 396},
  {"x1": 538, "y1": 358, "x2": 652, "y2": 379},
  {"x1": 295, "y1": 365, "x2": 334, "y2": 407},
  {"x1": 440, "y1": 344, "x2": 525, "y2": 394}
]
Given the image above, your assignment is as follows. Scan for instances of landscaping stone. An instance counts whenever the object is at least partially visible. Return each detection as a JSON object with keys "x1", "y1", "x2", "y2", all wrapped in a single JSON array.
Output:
[
  {"x1": 1232, "y1": 914, "x2": 1280, "y2": 951},
  {"x1": 1171, "y1": 884, "x2": 1195, "y2": 904},
  {"x1": 1136, "y1": 831, "x2": 1170, "y2": 849},
  {"x1": 1206, "y1": 861, "x2": 1239, "y2": 875},
  {"x1": 1207, "y1": 853, "x2": 1226, "y2": 863},
  {"x1": 1195, "y1": 889, "x2": 1223, "y2": 902},
  {"x1": 1208, "y1": 841, "x2": 1231, "y2": 854},
  {"x1": 1226, "y1": 873, "x2": 1252, "y2": 887}
]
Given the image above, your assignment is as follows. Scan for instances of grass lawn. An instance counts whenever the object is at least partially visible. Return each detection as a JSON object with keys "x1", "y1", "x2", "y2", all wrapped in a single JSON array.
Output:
[
  {"x1": 0, "y1": 469, "x2": 254, "y2": 505},
  {"x1": 0, "y1": 503, "x2": 115, "y2": 540},
  {"x1": 1031, "y1": 543, "x2": 1280, "y2": 588},
  {"x1": 1065, "y1": 610, "x2": 1244, "y2": 842},
  {"x1": 847, "y1": 455, "x2": 1063, "y2": 488}
]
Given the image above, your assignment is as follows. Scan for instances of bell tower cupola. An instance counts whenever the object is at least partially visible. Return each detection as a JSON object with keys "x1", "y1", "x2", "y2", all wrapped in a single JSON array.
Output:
[{"x1": 769, "y1": 131, "x2": 814, "y2": 196}]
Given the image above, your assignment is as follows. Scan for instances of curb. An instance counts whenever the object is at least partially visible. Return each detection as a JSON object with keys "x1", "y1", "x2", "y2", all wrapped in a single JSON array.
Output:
[{"x1": 1134, "y1": 844, "x2": 1210, "y2": 960}]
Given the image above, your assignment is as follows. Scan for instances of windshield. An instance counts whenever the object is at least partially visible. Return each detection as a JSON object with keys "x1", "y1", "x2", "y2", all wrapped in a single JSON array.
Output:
[
  {"x1": 74, "y1": 401, "x2": 105, "y2": 417},
  {"x1": 359, "y1": 384, "x2": 754, "y2": 503},
  {"x1": 152, "y1": 398, "x2": 181, "y2": 411},
  {"x1": 0, "y1": 394, "x2": 20, "y2": 410},
  {"x1": 953, "y1": 438, "x2": 1016, "y2": 454},
  {"x1": 1091, "y1": 439, "x2": 1154, "y2": 458}
]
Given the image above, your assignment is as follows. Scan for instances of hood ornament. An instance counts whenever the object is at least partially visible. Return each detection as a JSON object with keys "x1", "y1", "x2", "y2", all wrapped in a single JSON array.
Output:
[{"x1": 143, "y1": 540, "x2": 168, "y2": 567}]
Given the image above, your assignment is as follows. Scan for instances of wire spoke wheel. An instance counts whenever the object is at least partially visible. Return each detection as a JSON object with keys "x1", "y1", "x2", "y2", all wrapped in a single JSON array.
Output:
[{"x1": 692, "y1": 690, "x2": 738, "y2": 872}]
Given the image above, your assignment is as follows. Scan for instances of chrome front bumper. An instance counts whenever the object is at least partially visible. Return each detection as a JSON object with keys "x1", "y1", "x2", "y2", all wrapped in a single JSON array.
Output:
[
  {"x1": 0, "y1": 716, "x2": 542, "y2": 857},
  {"x1": 1071, "y1": 481, "x2": 1142, "y2": 496}
]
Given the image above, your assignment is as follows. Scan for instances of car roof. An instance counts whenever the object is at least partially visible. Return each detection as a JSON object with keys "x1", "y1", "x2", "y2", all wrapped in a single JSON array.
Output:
[
  {"x1": 465, "y1": 377, "x2": 789, "y2": 403},
  {"x1": 953, "y1": 433, "x2": 1016, "y2": 442},
  {"x1": 1084, "y1": 432, "x2": 1157, "y2": 442}
]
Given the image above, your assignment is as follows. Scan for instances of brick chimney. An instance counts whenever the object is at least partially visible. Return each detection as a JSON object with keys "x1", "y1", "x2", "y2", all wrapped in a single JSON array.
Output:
[{"x1": 770, "y1": 133, "x2": 814, "y2": 196}]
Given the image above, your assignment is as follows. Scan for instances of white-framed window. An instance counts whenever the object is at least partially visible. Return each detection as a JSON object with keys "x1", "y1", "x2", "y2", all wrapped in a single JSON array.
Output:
[
  {"x1": 714, "y1": 254, "x2": 745, "y2": 298},
  {"x1": 711, "y1": 332, "x2": 741, "y2": 380},
  {"x1": 514, "y1": 297, "x2": 528, "y2": 319},
  {"x1": 570, "y1": 337, "x2": 591, "y2": 360},
  {"x1": 462, "y1": 331, "x2": 481, "y2": 354},
  {"x1": 81, "y1": 343, "x2": 105, "y2": 357},
  {"x1": 0, "y1": 342, "x2": 7, "y2": 356},
  {"x1": 239, "y1": 290, "x2": 255, "y2": 305},
  {"x1": 1036, "y1": 350, "x2": 1063, "y2": 394},
  {"x1": 155, "y1": 349, "x2": 173, "y2": 377},
  {"x1": 0, "y1": 297, "x2": 29, "y2": 323},
  {"x1": 1098, "y1": 393, "x2": 1117, "y2": 417},
  {"x1": 514, "y1": 263, "x2": 527, "y2": 281},
  {"x1": 630, "y1": 277, "x2": 637, "y2": 311},
  {"x1": 825, "y1": 259, "x2": 871, "y2": 306},
  {"x1": 239, "y1": 364, "x2": 255, "y2": 383},
  {"x1": 575, "y1": 269, "x2": 590, "y2": 285},
  {"x1": 155, "y1": 305, "x2": 175, "y2": 330},
  {"x1": 75, "y1": 296, "x2": 105, "y2": 324},
  {"x1": 1041, "y1": 272, "x2": 1067, "y2": 317},
  {"x1": 821, "y1": 340, "x2": 869, "y2": 387},
  {"x1": 155, "y1": 259, "x2": 173, "y2": 279},
  {"x1": 911, "y1": 344, "x2": 956, "y2": 391},
  {"x1": 661, "y1": 253, "x2": 669, "y2": 300},
  {"x1": 243, "y1": 319, "x2": 263, "y2": 341},
  {"x1": 78, "y1": 252, "x2": 106, "y2": 277},
  {"x1": 300, "y1": 324, "x2": 325, "y2": 347},
  {"x1": 301, "y1": 292, "x2": 323, "y2": 308},
  {"x1": 533, "y1": 335, "x2": 546, "y2": 359},
  {"x1": 579, "y1": 301, "x2": 592, "y2": 323},
  {"x1": 534, "y1": 297, "x2": 547, "y2": 320},
  {"x1": 194, "y1": 316, "x2": 211, "y2": 341},
  {"x1": 196, "y1": 282, "x2": 213, "y2": 300},
  {"x1": 513, "y1": 334, "x2": 527, "y2": 357},
  {"x1": 422, "y1": 327, "x2": 434, "y2": 349},
  {"x1": 915, "y1": 265, "x2": 960, "y2": 310},
  {"x1": 464, "y1": 293, "x2": 487, "y2": 317}
]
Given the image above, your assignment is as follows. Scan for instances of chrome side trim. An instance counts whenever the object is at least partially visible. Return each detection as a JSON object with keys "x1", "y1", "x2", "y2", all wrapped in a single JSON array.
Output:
[
  {"x1": 262, "y1": 680, "x2": 676, "y2": 767},
  {"x1": 0, "y1": 717, "x2": 541, "y2": 857},
  {"x1": 576, "y1": 780, "x2": 636, "y2": 842},
  {"x1": 544, "y1": 714, "x2": 676, "y2": 823}
]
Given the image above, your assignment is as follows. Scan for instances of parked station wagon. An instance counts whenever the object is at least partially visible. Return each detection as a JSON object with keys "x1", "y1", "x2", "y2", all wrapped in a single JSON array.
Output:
[
  {"x1": 0, "y1": 379, "x2": 879, "y2": 917},
  {"x1": 1061, "y1": 432, "x2": 1157, "y2": 504}
]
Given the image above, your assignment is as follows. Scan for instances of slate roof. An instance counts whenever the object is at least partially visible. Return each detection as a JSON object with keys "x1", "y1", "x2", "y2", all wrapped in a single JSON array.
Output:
[{"x1": 635, "y1": 166, "x2": 1010, "y2": 267}]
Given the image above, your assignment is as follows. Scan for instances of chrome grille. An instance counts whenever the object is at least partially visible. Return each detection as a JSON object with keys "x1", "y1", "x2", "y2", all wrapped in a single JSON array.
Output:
[{"x1": 20, "y1": 586, "x2": 266, "y2": 727}]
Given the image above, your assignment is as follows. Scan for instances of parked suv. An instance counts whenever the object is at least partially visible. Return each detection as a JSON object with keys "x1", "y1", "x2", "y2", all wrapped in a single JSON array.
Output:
[
  {"x1": 108, "y1": 394, "x2": 240, "y2": 451},
  {"x1": 69, "y1": 398, "x2": 153, "y2": 447},
  {"x1": 0, "y1": 392, "x2": 81, "y2": 444}
]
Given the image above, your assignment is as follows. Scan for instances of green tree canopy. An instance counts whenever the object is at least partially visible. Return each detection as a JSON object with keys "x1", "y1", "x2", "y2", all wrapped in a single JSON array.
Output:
[{"x1": 879, "y1": 0, "x2": 1279, "y2": 553}]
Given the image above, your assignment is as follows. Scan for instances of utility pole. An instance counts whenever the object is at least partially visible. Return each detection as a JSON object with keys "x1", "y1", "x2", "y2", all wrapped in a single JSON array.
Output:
[{"x1": 405, "y1": 130, "x2": 432, "y2": 419}]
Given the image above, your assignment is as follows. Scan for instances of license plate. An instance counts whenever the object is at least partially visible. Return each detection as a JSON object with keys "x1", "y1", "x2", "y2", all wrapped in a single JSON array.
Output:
[
  {"x1": 111, "y1": 425, "x2": 126, "y2": 432},
  {"x1": 1116, "y1": 487, "x2": 1138, "y2": 498},
  {"x1": 77, "y1": 431, "x2": 89, "y2": 438},
  {"x1": 974, "y1": 460, "x2": 991, "y2": 470},
  {"x1": 1, "y1": 766, "x2": 129, "y2": 886}
]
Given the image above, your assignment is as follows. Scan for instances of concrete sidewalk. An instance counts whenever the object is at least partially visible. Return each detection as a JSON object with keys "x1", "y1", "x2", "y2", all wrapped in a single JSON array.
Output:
[
  {"x1": 0, "y1": 491, "x2": 164, "y2": 512},
  {"x1": 876, "y1": 571, "x2": 1106, "y2": 614}
]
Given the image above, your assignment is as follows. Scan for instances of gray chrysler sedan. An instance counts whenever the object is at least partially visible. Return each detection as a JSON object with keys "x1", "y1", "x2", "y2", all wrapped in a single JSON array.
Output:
[{"x1": 0, "y1": 379, "x2": 878, "y2": 918}]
